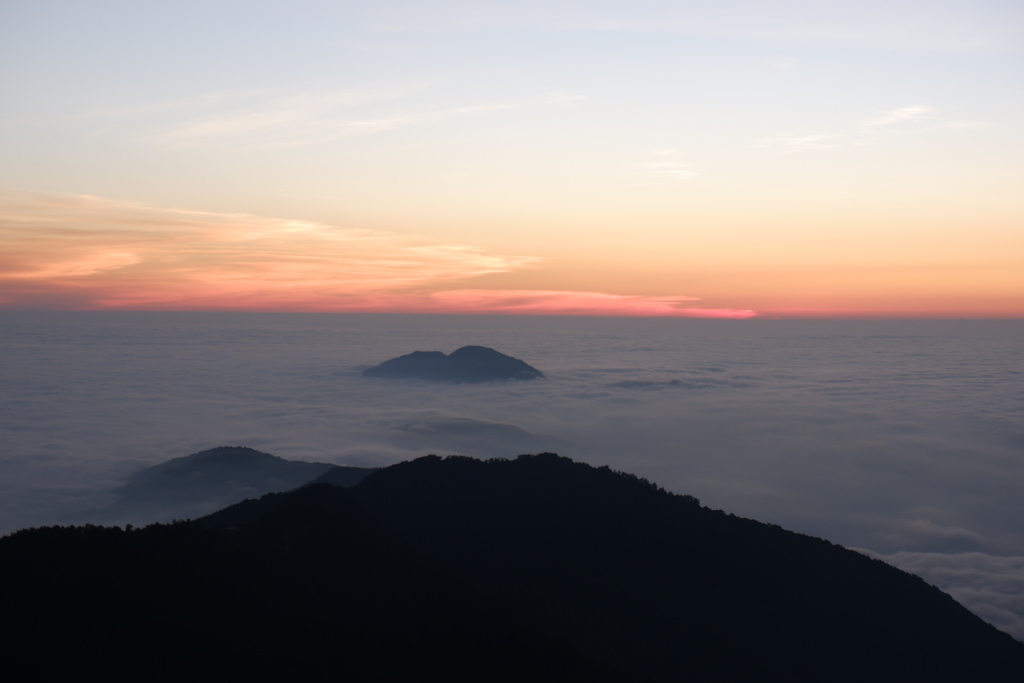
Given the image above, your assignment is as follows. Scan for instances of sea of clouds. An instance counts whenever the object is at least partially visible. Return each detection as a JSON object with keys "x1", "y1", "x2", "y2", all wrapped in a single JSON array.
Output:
[{"x1": 2, "y1": 312, "x2": 1022, "y2": 638}]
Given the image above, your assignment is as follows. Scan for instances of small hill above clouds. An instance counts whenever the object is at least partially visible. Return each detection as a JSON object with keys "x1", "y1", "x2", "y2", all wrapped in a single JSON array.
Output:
[
  {"x1": 13, "y1": 453, "x2": 1022, "y2": 682},
  {"x1": 80, "y1": 446, "x2": 374, "y2": 525},
  {"x1": 363, "y1": 345, "x2": 543, "y2": 383}
]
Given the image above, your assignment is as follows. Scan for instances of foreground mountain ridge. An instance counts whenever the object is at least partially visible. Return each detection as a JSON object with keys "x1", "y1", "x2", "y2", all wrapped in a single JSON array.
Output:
[{"x1": 4, "y1": 453, "x2": 1023, "y2": 681}]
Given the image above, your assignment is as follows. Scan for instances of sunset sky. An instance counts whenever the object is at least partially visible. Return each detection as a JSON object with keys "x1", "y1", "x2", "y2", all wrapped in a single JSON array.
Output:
[{"x1": 2, "y1": 1, "x2": 1022, "y2": 317}]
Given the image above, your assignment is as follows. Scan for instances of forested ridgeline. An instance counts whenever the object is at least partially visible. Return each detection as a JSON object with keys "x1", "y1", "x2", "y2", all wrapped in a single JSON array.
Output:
[{"x1": 3, "y1": 453, "x2": 1023, "y2": 681}]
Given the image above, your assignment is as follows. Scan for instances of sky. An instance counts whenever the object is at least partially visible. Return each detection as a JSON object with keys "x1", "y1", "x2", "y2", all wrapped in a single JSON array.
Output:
[{"x1": 2, "y1": 0, "x2": 1022, "y2": 317}]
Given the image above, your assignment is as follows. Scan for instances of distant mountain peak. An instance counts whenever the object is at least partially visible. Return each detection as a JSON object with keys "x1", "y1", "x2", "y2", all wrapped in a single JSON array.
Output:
[
  {"x1": 363, "y1": 345, "x2": 543, "y2": 383},
  {"x1": 82, "y1": 446, "x2": 372, "y2": 526}
]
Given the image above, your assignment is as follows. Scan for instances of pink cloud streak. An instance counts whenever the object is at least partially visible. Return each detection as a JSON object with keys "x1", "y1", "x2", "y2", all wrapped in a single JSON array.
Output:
[
  {"x1": 419, "y1": 289, "x2": 757, "y2": 318},
  {"x1": 0, "y1": 191, "x2": 756, "y2": 318}
]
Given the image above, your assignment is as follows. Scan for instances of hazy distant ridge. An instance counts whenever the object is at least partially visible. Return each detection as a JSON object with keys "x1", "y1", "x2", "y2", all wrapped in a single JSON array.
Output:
[{"x1": 79, "y1": 446, "x2": 374, "y2": 525}]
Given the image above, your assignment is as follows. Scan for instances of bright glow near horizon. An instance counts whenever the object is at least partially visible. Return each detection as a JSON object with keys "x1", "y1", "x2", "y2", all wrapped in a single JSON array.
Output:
[{"x1": 1, "y1": 1, "x2": 1022, "y2": 317}]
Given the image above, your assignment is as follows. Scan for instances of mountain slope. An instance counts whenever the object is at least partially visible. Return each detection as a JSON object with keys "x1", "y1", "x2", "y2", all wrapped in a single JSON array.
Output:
[
  {"x1": 1, "y1": 489, "x2": 613, "y2": 682},
  {"x1": 344, "y1": 454, "x2": 1024, "y2": 681},
  {"x1": 4, "y1": 453, "x2": 1022, "y2": 681}
]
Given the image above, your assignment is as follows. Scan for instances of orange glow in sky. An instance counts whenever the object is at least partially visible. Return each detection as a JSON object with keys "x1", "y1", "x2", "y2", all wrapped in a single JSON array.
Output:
[
  {"x1": 0, "y1": 192, "x2": 754, "y2": 316},
  {"x1": 1, "y1": 190, "x2": 1021, "y2": 318},
  {"x1": 1, "y1": 3, "x2": 1022, "y2": 318}
]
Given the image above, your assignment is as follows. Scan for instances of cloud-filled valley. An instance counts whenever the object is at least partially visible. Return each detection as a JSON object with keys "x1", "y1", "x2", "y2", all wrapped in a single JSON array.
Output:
[{"x1": 1, "y1": 312, "x2": 1022, "y2": 639}]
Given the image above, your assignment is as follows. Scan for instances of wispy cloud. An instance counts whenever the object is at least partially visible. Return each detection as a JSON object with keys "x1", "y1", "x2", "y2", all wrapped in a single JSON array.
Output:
[
  {"x1": 763, "y1": 133, "x2": 850, "y2": 151},
  {"x1": 935, "y1": 120, "x2": 991, "y2": 129},
  {"x1": 423, "y1": 289, "x2": 755, "y2": 318},
  {"x1": 33, "y1": 84, "x2": 532, "y2": 151},
  {"x1": 859, "y1": 105, "x2": 934, "y2": 129},
  {"x1": 0, "y1": 191, "x2": 538, "y2": 310},
  {"x1": 637, "y1": 149, "x2": 698, "y2": 179},
  {"x1": 637, "y1": 162, "x2": 699, "y2": 179},
  {"x1": 130, "y1": 87, "x2": 583, "y2": 150},
  {"x1": 0, "y1": 191, "x2": 751, "y2": 317},
  {"x1": 365, "y1": 4, "x2": 1017, "y2": 51},
  {"x1": 147, "y1": 93, "x2": 518, "y2": 149},
  {"x1": 763, "y1": 104, "x2": 983, "y2": 152}
]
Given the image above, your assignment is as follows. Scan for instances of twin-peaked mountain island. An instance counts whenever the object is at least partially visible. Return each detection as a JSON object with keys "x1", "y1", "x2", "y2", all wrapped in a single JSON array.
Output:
[
  {"x1": 361, "y1": 344, "x2": 545, "y2": 382},
  {"x1": 4, "y1": 347, "x2": 1023, "y2": 681}
]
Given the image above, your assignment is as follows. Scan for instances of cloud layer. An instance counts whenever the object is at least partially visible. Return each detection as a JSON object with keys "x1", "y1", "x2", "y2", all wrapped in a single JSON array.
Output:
[
  {"x1": 762, "y1": 104, "x2": 982, "y2": 151},
  {"x1": 860, "y1": 550, "x2": 1024, "y2": 641},
  {"x1": 2, "y1": 313, "x2": 1022, "y2": 637}
]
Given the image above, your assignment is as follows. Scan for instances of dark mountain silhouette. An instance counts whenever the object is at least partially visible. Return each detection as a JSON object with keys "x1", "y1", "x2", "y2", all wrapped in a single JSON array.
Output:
[
  {"x1": 305, "y1": 463, "x2": 378, "y2": 487},
  {"x1": 4, "y1": 454, "x2": 1023, "y2": 681},
  {"x1": 78, "y1": 446, "x2": 373, "y2": 525},
  {"x1": 363, "y1": 345, "x2": 544, "y2": 382}
]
